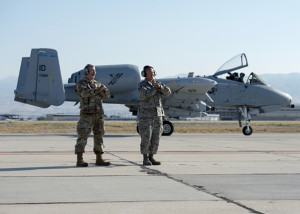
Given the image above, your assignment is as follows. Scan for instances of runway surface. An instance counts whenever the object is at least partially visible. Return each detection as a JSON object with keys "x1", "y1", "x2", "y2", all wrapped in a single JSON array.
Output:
[{"x1": 1, "y1": 133, "x2": 300, "y2": 214}]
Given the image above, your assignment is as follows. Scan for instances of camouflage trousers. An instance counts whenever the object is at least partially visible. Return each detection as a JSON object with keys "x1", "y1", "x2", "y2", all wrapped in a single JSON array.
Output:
[
  {"x1": 138, "y1": 117, "x2": 163, "y2": 154},
  {"x1": 75, "y1": 113, "x2": 105, "y2": 154}
]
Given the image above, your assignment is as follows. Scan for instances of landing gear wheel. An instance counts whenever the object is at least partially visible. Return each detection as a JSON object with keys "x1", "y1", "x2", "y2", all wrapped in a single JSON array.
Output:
[
  {"x1": 242, "y1": 126, "x2": 253, "y2": 136},
  {"x1": 162, "y1": 121, "x2": 174, "y2": 136}
]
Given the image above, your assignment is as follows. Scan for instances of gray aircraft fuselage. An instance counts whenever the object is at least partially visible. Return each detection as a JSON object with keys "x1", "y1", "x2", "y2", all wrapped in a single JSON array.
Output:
[{"x1": 204, "y1": 75, "x2": 293, "y2": 112}]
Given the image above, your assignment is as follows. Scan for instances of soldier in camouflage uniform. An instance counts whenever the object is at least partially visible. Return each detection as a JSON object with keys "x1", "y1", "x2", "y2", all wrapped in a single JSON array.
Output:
[
  {"x1": 75, "y1": 64, "x2": 110, "y2": 167},
  {"x1": 138, "y1": 65, "x2": 171, "y2": 165}
]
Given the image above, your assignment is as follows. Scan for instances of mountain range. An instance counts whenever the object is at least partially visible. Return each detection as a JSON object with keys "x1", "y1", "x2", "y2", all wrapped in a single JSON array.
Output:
[{"x1": 1, "y1": 73, "x2": 299, "y2": 119}]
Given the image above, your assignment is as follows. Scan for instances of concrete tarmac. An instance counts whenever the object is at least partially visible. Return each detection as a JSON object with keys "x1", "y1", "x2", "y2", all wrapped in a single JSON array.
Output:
[{"x1": 1, "y1": 133, "x2": 300, "y2": 214}]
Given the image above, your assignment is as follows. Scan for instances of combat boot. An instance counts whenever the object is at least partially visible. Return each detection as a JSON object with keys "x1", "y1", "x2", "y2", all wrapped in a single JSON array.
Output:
[
  {"x1": 149, "y1": 154, "x2": 161, "y2": 165},
  {"x1": 143, "y1": 154, "x2": 152, "y2": 166},
  {"x1": 76, "y1": 153, "x2": 88, "y2": 167},
  {"x1": 95, "y1": 153, "x2": 110, "y2": 166}
]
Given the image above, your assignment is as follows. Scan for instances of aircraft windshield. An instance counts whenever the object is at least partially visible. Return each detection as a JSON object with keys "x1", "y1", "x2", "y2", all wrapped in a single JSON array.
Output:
[
  {"x1": 214, "y1": 53, "x2": 248, "y2": 77},
  {"x1": 246, "y1": 72, "x2": 267, "y2": 85}
]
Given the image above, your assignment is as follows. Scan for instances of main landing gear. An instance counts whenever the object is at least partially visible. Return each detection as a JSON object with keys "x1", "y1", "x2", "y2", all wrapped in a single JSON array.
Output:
[
  {"x1": 162, "y1": 121, "x2": 174, "y2": 136},
  {"x1": 238, "y1": 107, "x2": 253, "y2": 136},
  {"x1": 136, "y1": 120, "x2": 174, "y2": 136}
]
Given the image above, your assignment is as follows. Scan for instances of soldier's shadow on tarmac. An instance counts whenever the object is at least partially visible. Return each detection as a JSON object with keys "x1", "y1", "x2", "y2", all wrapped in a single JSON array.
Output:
[
  {"x1": 104, "y1": 135, "x2": 138, "y2": 138},
  {"x1": 62, "y1": 134, "x2": 138, "y2": 138},
  {"x1": 0, "y1": 166, "x2": 77, "y2": 171},
  {"x1": 0, "y1": 163, "x2": 135, "y2": 171}
]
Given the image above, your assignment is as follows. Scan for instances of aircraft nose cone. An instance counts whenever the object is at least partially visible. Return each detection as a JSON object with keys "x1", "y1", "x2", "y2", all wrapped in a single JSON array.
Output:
[{"x1": 279, "y1": 91, "x2": 293, "y2": 107}]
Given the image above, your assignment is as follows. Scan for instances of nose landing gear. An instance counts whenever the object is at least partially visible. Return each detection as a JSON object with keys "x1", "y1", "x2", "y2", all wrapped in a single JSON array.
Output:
[{"x1": 238, "y1": 107, "x2": 253, "y2": 136}]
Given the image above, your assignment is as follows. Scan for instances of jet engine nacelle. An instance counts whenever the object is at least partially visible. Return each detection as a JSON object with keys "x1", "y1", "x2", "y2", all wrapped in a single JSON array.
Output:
[
  {"x1": 66, "y1": 64, "x2": 141, "y2": 104},
  {"x1": 68, "y1": 64, "x2": 141, "y2": 94}
]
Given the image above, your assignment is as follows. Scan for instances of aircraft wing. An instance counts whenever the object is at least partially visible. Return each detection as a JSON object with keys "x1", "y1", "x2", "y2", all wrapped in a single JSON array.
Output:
[
  {"x1": 125, "y1": 77, "x2": 216, "y2": 118},
  {"x1": 160, "y1": 77, "x2": 216, "y2": 118}
]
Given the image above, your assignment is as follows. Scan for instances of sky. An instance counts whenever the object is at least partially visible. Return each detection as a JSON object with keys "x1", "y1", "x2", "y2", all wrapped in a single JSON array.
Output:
[{"x1": 1, "y1": 0, "x2": 300, "y2": 82}]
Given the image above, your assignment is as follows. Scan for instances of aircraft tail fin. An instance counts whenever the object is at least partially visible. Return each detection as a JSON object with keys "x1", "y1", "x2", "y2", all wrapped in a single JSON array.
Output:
[{"x1": 14, "y1": 48, "x2": 65, "y2": 108}]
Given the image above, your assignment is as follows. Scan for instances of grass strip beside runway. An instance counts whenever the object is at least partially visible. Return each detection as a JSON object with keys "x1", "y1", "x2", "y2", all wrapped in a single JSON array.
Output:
[{"x1": 0, "y1": 121, "x2": 299, "y2": 134}]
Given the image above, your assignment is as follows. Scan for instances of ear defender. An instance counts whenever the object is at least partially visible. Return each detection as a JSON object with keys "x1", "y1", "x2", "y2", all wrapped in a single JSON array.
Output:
[
  {"x1": 84, "y1": 65, "x2": 89, "y2": 75},
  {"x1": 141, "y1": 66, "x2": 156, "y2": 77},
  {"x1": 141, "y1": 69, "x2": 146, "y2": 77},
  {"x1": 84, "y1": 64, "x2": 93, "y2": 75}
]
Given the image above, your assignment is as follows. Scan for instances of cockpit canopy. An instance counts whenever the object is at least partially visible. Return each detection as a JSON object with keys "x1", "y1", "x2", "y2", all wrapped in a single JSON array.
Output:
[
  {"x1": 246, "y1": 72, "x2": 267, "y2": 85},
  {"x1": 214, "y1": 53, "x2": 248, "y2": 76},
  {"x1": 213, "y1": 53, "x2": 268, "y2": 86}
]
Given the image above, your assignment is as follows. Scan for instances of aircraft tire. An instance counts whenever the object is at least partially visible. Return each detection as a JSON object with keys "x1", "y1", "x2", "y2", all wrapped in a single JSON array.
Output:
[
  {"x1": 242, "y1": 126, "x2": 253, "y2": 136},
  {"x1": 137, "y1": 121, "x2": 174, "y2": 136},
  {"x1": 162, "y1": 121, "x2": 174, "y2": 136}
]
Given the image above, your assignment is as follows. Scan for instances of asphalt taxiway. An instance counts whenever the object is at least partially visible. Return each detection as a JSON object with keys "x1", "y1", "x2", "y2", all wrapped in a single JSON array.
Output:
[{"x1": 1, "y1": 133, "x2": 300, "y2": 214}]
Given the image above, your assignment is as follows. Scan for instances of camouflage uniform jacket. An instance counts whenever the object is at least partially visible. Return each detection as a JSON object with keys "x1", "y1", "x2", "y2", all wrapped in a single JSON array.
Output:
[
  {"x1": 76, "y1": 77, "x2": 110, "y2": 114},
  {"x1": 138, "y1": 79, "x2": 171, "y2": 117}
]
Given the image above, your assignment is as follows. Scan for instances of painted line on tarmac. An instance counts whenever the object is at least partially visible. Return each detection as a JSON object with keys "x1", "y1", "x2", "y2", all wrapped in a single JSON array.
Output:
[{"x1": 108, "y1": 151, "x2": 265, "y2": 214}]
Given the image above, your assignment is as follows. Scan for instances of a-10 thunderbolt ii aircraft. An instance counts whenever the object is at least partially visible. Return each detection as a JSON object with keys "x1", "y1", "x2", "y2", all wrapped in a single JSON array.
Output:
[
  {"x1": 196, "y1": 53, "x2": 294, "y2": 135},
  {"x1": 14, "y1": 48, "x2": 216, "y2": 136}
]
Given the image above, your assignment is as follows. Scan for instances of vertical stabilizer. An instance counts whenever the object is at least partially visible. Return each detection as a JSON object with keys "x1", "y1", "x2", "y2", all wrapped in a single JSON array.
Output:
[{"x1": 14, "y1": 48, "x2": 65, "y2": 108}]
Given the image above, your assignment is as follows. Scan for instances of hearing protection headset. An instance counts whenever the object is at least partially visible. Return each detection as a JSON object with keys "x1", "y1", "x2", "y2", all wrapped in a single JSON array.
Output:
[
  {"x1": 84, "y1": 64, "x2": 94, "y2": 75},
  {"x1": 141, "y1": 65, "x2": 156, "y2": 77}
]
